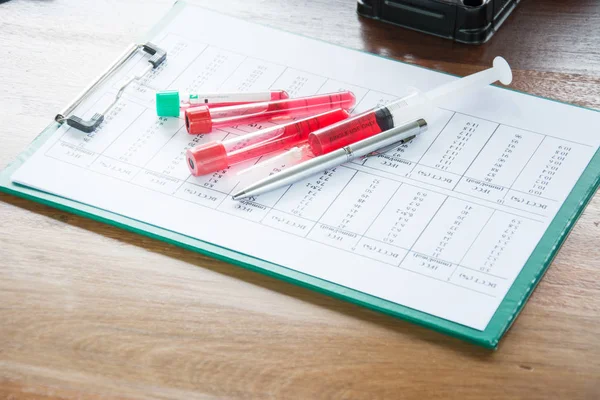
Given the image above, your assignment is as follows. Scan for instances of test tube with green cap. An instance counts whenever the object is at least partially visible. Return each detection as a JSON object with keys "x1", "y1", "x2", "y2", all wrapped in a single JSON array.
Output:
[{"x1": 156, "y1": 90, "x2": 289, "y2": 117}]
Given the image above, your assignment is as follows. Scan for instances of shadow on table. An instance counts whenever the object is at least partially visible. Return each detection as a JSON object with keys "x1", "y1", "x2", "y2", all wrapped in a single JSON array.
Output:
[{"x1": 1, "y1": 191, "x2": 497, "y2": 360}]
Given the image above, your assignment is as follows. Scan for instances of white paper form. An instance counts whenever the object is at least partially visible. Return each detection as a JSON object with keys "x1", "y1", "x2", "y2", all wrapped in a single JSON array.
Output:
[{"x1": 11, "y1": 5, "x2": 600, "y2": 330}]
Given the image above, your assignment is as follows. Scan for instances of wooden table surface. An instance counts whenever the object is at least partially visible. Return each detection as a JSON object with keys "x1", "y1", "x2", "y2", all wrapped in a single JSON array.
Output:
[{"x1": 1, "y1": 0, "x2": 599, "y2": 398}]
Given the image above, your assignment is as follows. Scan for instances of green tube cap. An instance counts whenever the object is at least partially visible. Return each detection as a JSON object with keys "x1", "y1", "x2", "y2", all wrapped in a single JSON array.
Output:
[{"x1": 156, "y1": 90, "x2": 180, "y2": 117}]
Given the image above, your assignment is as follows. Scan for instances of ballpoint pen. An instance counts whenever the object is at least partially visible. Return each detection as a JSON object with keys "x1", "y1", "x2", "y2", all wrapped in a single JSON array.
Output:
[{"x1": 231, "y1": 118, "x2": 427, "y2": 200}]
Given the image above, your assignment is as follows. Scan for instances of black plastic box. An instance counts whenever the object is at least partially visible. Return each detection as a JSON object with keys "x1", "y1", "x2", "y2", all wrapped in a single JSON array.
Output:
[{"x1": 357, "y1": 0, "x2": 520, "y2": 44}]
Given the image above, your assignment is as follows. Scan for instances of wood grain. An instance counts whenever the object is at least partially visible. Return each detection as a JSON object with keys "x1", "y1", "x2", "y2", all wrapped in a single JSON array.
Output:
[{"x1": 1, "y1": 0, "x2": 599, "y2": 398}]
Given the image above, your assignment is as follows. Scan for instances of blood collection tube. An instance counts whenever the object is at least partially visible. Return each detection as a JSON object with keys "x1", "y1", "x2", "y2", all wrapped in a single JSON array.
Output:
[
  {"x1": 156, "y1": 90, "x2": 289, "y2": 117},
  {"x1": 185, "y1": 91, "x2": 356, "y2": 134},
  {"x1": 307, "y1": 98, "x2": 419, "y2": 156},
  {"x1": 186, "y1": 108, "x2": 350, "y2": 176},
  {"x1": 308, "y1": 56, "x2": 513, "y2": 155}
]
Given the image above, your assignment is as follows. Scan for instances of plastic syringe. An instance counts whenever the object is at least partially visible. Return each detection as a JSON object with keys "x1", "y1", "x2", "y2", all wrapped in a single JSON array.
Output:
[
  {"x1": 155, "y1": 90, "x2": 289, "y2": 117},
  {"x1": 186, "y1": 108, "x2": 350, "y2": 176},
  {"x1": 185, "y1": 91, "x2": 356, "y2": 134},
  {"x1": 307, "y1": 57, "x2": 512, "y2": 156}
]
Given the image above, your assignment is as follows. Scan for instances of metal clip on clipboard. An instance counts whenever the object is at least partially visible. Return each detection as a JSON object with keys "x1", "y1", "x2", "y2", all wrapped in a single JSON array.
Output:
[{"x1": 54, "y1": 43, "x2": 167, "y2": 133}]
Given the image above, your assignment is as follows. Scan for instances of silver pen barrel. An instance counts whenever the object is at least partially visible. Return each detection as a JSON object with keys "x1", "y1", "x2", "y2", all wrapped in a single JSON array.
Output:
[
  {"x1": 345, "y1": 118, "x2": 426, "y2": 162},
  {"x1": 232, "y1": 118, "x2": 427, "y2": 200},
  {"x1": 233, "y1": 149, "x2": 346, "y2": 199}
]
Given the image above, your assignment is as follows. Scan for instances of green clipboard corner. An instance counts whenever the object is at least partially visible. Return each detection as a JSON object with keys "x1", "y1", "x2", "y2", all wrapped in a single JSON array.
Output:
[{"x1": 1, "y1": 1, "x2": 599, "y2": 349}]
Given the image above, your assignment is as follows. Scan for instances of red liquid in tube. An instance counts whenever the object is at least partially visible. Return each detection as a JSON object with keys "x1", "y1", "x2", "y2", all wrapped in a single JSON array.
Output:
[
  {"x1": 307, "y1": 96, "x2": 424, "y2": 155},
  {"x1": 186, "y1": 108, "x2": 350, "y2": 176},
  {"x1": 185, "y1": 91, "x2": 356, "y2": 134}
]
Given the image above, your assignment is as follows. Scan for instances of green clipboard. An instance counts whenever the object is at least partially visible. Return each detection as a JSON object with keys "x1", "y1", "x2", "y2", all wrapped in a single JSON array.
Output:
[{"x1": 1, "y1": 1, "x2": 599, "y2": 349}]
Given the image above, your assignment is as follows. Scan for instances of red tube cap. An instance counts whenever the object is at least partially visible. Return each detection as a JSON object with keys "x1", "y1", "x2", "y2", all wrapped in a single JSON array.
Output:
[
  {"x1": 271, "y1": 90, "x2": 290, "y2": 100},
  {"x1": 185, "y1": 106, "x2": 213, "y2": 134},
  {"x1": 186, "y1": 142, "x2": 228, "y2": 176}
]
